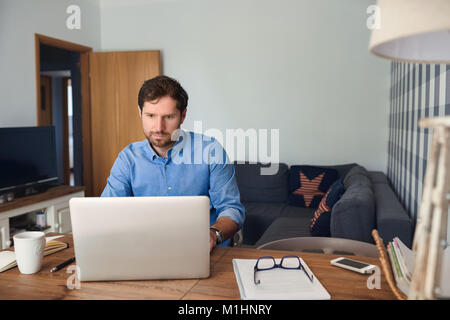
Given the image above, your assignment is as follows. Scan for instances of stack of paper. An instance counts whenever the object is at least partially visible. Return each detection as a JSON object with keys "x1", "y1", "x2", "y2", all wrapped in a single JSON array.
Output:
[
  {"x1": 387, "y1": 237, "x2": 450, "y2": 299},
  {"x1": 386, "y1": 237, "x2": 415, "y2": 296},
  {"x1": 232, "y1": 258, "x2": 330, "y2": 300},
  {"x1": 0, "y1": 236, "x2": 68, "y2": 273}
]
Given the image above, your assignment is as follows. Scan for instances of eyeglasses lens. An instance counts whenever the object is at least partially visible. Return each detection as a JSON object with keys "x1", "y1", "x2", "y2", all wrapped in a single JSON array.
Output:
[
  {"x1": 257, "y1": 257, "x2": 275, "y2": 270},
  {"x1": 281, "y1": 257, "x2": 301, "y2": 269}
]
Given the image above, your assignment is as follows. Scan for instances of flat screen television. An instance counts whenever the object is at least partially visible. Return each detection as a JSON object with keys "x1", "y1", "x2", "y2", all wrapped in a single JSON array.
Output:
[{"x1": 0, "y1": 126, "x2": 60, "y2": 197}]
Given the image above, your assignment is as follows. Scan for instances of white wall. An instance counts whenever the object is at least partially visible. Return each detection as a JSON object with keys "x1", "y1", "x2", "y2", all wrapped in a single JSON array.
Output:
[
  {"x1": 0, "y1": 0, "x2": 101, "y2": 127},
  {"x1": 99, "y1": 0, "x2": 390, "y2": 172},
  {"x1": 0, "y1": 0, "x2": 390, "y2": 172}
]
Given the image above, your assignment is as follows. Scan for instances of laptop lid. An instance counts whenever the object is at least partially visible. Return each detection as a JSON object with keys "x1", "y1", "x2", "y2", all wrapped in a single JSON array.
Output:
[{"x1": 69, "y1": 196, "x2": 210, "y2": 281}]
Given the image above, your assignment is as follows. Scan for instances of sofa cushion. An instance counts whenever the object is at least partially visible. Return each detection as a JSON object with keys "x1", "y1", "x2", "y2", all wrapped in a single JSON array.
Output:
[
  {"x1": 343, "y1": 165, "x2": 372, "y2": 190},
  {"x1": 279, "y1": 205, "x2": 316, "y2": 219},
  {"x1": 288, "y1": 165, "x2": 339, "y2": 208},
  {"x1": 330, "y1": 184, "x2": 376, "y2": 243},
  {"x1": 310, "y1": 179, "x2": 345, "y2": 237},
  {"x1": 241, "y1": 202, "x2": 286, "y2": 245},
  {"x1": 254, "y1": 216, "x2": 314, "y2": 247},
  {"x1": 234, "y1": 162, "x2": 289, "y2": 203}
]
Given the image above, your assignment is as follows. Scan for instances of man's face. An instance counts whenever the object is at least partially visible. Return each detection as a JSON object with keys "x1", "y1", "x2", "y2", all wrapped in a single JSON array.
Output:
[{"x1": 139, "y1": 95, "x2": 186, "y2": 149}]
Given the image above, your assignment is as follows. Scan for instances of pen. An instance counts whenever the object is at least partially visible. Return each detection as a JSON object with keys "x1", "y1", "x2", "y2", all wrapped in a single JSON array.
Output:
[{"x1": 50, "y1": 257, "x2": 75, "y2": 273}]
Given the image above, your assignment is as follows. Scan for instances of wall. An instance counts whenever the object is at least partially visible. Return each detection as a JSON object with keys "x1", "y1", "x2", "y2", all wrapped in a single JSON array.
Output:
[
  {"x1": 99, "y1": 0, "x2": 390, "y2": 171},
  {"x1": 387, "y1": 63, "x2": 449, "y2": 236},
  {"x1": 0, "y1": 0, "x2": 101, "y2": 127}
]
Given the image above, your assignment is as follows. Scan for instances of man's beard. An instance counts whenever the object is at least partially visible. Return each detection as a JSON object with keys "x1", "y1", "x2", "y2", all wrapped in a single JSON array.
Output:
[
  {"x1": 147, "y1": 128, "x2": 182, "y2": 149},
  {"x1": 148, "y1": 132, "x2": 174, "y2": 148}
]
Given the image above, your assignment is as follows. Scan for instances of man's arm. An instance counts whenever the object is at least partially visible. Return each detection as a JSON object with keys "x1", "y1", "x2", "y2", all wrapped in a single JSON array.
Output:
[
  {"x1": 210, "y1": 217, "x2": 238, "y2": 251},
  {"x1": 207, "y1": 140, "x2": 245, "y2": 251}
]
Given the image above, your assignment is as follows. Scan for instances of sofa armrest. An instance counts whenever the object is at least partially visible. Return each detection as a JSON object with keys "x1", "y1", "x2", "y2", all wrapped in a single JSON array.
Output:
[{"x1": 372, "y1": 183, "x2": 413, "y2": 248}]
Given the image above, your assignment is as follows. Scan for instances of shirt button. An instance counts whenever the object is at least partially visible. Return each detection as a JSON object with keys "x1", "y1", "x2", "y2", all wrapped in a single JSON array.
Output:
[{"x1": 168, "y1": 186, "x2": 172, "y2": 190}]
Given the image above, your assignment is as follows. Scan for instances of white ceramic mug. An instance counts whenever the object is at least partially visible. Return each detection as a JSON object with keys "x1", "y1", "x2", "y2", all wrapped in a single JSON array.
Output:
[{"x1": 13, "y1": 231, "x2": 46, "y2": 274}]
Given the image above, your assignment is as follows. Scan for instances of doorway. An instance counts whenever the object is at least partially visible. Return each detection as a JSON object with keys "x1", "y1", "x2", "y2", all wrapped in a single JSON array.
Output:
[
  {"x1": 35, "y1": 34, "x2": 92, "y2": 194},
  {"x1": 38, "y1": 45, "x2": 79, "y2": 187},
  {"x1": 39, "y1": 69, "x2": 74, "y2": 186}
]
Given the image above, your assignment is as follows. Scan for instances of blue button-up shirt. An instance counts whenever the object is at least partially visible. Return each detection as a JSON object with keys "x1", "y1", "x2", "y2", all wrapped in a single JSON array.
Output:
[{"x1": 101, "y1": 130, "x2": 245, "y2": 233}]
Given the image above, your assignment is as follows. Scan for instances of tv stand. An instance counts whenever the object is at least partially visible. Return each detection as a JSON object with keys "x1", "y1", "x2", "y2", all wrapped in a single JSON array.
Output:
[
  {"x1": 24, "y1": 186, "x2": 40, "y2": 197},
  {"x1": 0, "y1": 185, "x2": 55, "y2": 203},
  {"x1": 0, "y1": 185, "x2": 85, "y2": 249}
]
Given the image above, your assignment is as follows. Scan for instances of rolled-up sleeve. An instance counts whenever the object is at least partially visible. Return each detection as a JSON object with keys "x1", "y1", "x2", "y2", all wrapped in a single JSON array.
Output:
[
  {"x1": 208, "y1": 140, "x2": 245, "y2": 229},
  {"x1": 101, "y1": 152, "x2": 133, "y2": 197}
]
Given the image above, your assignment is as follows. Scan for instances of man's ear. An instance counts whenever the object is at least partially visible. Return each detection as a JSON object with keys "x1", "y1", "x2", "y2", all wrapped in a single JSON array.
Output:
[
  {"x1": 180, "y1": 108, "x2": 187, "y2": 124},
  {"x1": 138, "y1": 105, "x2": 142, "y2": 119}
]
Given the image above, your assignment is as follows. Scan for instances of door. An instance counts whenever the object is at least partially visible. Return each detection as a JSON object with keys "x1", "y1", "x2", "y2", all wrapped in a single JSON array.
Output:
[{"x1": 89, "y1": 51, "x2": 161, "y2": 196}]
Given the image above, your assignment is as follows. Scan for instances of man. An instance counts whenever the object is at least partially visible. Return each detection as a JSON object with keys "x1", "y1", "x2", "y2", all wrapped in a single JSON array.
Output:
[{"x1": 101, "y1": 75, "x2": 245, "y2": 252}]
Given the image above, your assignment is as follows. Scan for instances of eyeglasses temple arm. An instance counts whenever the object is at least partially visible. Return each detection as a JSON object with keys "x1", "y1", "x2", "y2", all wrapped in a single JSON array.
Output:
[{"x1": 300, "y1": 261, "x2": 314, "y2": 283}]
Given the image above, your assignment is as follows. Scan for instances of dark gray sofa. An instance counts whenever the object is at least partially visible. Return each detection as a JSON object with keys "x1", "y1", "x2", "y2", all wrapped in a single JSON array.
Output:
[{"x1": 234, "y1": 162, "x2": 414, "y2": 248}]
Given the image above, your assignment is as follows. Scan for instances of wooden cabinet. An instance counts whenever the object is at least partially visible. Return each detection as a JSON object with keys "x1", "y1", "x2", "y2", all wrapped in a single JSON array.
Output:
[{"x1": 0, "y1": 186, "x2": 84, "y2": 249}]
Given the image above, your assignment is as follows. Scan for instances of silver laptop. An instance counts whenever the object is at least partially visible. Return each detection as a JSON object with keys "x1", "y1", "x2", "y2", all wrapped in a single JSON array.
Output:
[{"x1": 69, "y1": 196, "x2": 210, "y2": 281}]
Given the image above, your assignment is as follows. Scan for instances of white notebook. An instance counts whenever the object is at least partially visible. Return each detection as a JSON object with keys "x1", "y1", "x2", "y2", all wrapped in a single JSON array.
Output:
[{"x1": 232, "y1": 258, "x2": 330, "y2": 300}]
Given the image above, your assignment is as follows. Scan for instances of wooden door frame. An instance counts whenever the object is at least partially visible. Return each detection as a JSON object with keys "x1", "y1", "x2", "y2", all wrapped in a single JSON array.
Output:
[
  {"x1": 62, "y1": 77, "x2": 70, "y2": 185},
  {"x1": 38, "y1": 75, "x2": 53, "y2": 126},
  {"x1": 35, "y1": 34, "x2": 93, "y2": 196}
]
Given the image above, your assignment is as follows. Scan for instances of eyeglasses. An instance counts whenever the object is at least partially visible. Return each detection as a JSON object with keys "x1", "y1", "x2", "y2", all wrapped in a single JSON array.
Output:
[{"x1": 254, "y1": 255, "x2": 314, "y2": 285}]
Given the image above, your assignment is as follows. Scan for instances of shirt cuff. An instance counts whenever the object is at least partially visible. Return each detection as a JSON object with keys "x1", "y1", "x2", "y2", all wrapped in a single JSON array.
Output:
[{"x1": 216, "y1": 207, "x2": 244, "y2": 230}]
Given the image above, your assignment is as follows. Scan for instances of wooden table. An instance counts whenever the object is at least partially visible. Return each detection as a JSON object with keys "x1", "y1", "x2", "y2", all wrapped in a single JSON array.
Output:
[{"x1": 0, "y1": 234, "x2": 396, "y2": 300}]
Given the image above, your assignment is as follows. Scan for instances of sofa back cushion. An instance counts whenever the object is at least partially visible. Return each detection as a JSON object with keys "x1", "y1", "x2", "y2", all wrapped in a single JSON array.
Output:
[
  {"x1": 331, "y1": 184, "x2": 376, "y2": 243},
  {"x1": 343, "y1": 165, "x2": 372, "y2": 189},
  {"x1": 288, "y1": 165, "x2": 339, "y2": 208},
  {"x1": 314, "y1": 163, "x2": 358, "y2": 179},
  {"x1": 331, "y1": 165, "x2": 376, "y2": 243},
  {"x1": 234, "y1": 162, "x2": 289, "y2": 203}
]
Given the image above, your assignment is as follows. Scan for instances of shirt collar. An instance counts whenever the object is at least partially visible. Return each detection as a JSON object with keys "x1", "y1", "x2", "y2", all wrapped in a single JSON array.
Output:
[{"x1": 145, "y1": 129, "x2": 186, "y2": 161}]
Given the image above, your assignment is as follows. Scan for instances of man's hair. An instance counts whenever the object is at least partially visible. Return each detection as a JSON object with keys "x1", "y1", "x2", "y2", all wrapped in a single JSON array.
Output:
[{"x1": 138, "y1": 75, "x2": 188, "y2": 113}]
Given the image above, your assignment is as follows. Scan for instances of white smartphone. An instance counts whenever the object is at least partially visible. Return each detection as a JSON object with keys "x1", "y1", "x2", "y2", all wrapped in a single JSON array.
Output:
[{"x1": 330, "y1": 257, "x2": 376, "y2": 274}]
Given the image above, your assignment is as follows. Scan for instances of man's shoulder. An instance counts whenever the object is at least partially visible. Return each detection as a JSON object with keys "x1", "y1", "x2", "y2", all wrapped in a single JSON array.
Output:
[{"x1": 117, "y1": 140, "x2": 149, "y2": 160}]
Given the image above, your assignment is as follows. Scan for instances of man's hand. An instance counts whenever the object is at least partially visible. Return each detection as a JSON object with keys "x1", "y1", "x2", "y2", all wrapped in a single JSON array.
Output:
[
  {"x1": 209, "y1": 229, "x2": 217, "y2": 252},
  {"x1": 209, "y1": 217, "x2": 239, "y2": 253}
]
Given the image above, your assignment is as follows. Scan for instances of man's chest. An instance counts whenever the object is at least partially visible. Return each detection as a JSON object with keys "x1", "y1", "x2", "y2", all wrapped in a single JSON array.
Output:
[{"x1": 129, "y1": 162, "x2": 210, "y2": 196}]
